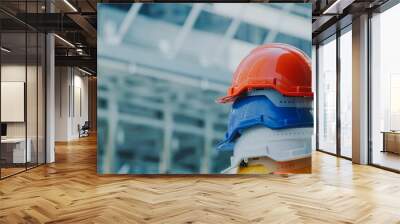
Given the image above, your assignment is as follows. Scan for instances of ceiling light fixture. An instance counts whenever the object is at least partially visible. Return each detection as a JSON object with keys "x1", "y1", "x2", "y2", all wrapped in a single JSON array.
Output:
[
  {"x1": 78, "y1": 67, "x2": 93, "y2": 76},
  {"x1": 54, "y1": 34, "x2": 75, "y2": 48},
  {"x1": 76, "y1": 48, "x2": 84, "y2": 55},
  {"x1": 63, "y1": 0, "x2": 78, "y2": 12},
  {"x1": 322, "y1": 0, "x2": 343, "y2": 15},
  {"x1": 1, "y1": 47, "x2": 11, "y2": 53}
]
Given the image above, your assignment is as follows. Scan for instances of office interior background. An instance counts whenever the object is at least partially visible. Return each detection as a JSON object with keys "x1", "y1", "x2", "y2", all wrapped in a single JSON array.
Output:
[
  {"x1": 0, "y1": 0, "x2": 47, "y2": 178},
  {"x1": 0, "y1": 0, "x2": 400, "y2": 222},
  {"x1": 97, "y1": 3, "x2": 312, "y2": 174},
  {"x1": 0, "y1": 0, "x2": 97, "y2": 179},
  {"x1": 315, "y1": 1, "x2": 400, "y2": 172}
]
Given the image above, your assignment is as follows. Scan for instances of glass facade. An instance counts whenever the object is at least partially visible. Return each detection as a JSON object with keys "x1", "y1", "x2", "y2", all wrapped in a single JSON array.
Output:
[
  {"x1": 0, "y1": 1, "x2": 46, "y2": 179},
  {"x1": 316, "y1": 26, "x2": 353, "y2": 159},
  {"x1": 371, "y1": 4, "x2": 400, "y2": 171},
  {"x1": 317, "y1": 37, "x2": 337, "y2": 155},
  {"x1": 339, "y1": 29, "x2": 352, "y2": 158},
  {"x1": 314, "y1": 1, "x2": 400, "y2": 172}
]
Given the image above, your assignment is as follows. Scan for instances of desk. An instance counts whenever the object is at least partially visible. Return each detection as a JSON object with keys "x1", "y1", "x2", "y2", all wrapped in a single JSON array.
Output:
[
  {"x1": 381, "y1": 131, "x2": 400, "y2": 154},
  {"x1": 1, "y1": 138, "x2": 31, "y2": 163}
]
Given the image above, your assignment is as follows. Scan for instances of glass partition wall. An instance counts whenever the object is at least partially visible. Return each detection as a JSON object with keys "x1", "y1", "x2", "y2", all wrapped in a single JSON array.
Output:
[
  {"x1": 316, "y1": 26, "x2": 352, "y2": 159},
  {"x1": 0, "y1": 30, "x2": 27, "y2": 177},
  {"x1": 0, "y1": 2, "x2": 46, "y2": 179}
]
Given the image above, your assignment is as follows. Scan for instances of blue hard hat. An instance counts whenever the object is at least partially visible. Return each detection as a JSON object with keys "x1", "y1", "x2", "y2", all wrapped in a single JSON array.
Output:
[{"x1": 217, "y1": 95, "x2": 313, "y2": 151}]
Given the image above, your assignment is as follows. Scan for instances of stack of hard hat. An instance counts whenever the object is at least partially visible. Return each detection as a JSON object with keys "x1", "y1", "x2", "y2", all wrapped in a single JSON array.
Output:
[{"x1": 216, "y1": 43, "x2": 313, "y2": 174}]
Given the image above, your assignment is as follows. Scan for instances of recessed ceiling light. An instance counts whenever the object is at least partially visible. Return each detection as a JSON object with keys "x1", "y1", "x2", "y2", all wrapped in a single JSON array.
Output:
[
  {"x1": 54, "y1": 34, "x2": 75, "y2": 48},
  {"x1": 78, "y1": 67, "x2": 93, "y2": 76},
  {"x1": 323, "y1": 0, "x2": 345, "y2": 15},
  {"x1": 1, "y1": 47, "x2": 11, "y2": 53},
  {"x1": 63, "y1": 0, "x2": 78, "y2": 12}
]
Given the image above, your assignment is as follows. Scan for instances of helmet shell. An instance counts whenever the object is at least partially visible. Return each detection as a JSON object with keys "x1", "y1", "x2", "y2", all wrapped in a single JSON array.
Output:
[
  {"x1": 217, "y1": 94, "x2": 313, "y2": 151},
  {"x1": 218, "y1": 43, "x2": 312, "y2": 103}
]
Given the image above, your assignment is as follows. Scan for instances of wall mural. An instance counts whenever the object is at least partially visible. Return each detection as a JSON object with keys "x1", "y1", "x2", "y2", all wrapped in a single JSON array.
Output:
[{"x1": 97, "y1": 3, "x2": 313, "y2": 174}]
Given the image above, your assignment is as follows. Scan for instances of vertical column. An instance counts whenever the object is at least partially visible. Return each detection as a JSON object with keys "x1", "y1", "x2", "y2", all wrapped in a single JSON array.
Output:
[
  {"x1": 46, "y1": 0, "x2": 55, "y2": 163},
  {"x1": 352, "y1": 14, "x2": 369, "y2": 164},
  {"x1": 46, "y1": 33, "x2": 55, "y2": 163}
]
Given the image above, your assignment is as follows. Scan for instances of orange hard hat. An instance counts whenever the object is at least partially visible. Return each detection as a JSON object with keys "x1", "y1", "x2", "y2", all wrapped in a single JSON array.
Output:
[{"x1": 218, "y1": 43, "x2": 313, "y2": 103}]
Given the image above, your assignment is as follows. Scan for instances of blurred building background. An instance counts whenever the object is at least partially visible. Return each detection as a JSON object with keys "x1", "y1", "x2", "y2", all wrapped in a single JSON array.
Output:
[{"x1": 97, "y1": 3, "x2": 312, "y2": 174}]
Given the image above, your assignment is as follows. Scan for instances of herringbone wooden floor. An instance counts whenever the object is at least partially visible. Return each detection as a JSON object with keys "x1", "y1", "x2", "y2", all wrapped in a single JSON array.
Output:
[{"x1": 1, "y1": 135, "x2": 400, "y2": 224}]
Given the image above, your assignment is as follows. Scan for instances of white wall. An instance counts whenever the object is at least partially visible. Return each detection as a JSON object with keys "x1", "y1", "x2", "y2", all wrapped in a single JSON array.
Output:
[
  {"x1": 1, "y1": 65, "x2": 36, "y2": 138},
  {"x1": 71, "y1": 73, "x2": 89, "y2": 138},
  {"x1": 1, "y1": 65, "x2": 26, "y2": 138},
  {"x1": 55, "y1": 67, "x2": 89, "y2": 141},
  {"x1": 55, "y1": 66, "x2": 69, "y2": 141}
]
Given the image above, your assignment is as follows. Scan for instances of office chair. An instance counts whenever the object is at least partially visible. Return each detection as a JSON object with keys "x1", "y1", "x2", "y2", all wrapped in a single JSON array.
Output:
[{"x1": 79, "y1": 121, "x2": 90, "y2": 138}]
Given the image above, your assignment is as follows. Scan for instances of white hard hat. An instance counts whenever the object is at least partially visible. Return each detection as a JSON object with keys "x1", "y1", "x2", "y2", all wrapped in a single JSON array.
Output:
[
  {"x1": 229, "y1": 125, "x2": 313, "y2": 169},
  {"x1": 246, "y1": 89, "x2": 313, "y2": 108}
]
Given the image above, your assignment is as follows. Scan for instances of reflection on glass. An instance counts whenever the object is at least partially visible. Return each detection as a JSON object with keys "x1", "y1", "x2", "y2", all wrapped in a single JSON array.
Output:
[
  {"x1": 318, "y1": 38, "x2": 337, "y2": 154},
  {"x1": 340, "y1": 30, "x2": 352, "y2": 158},
  {"x1": 371, "y1": 4, "x2": 400, "y2": 171}
]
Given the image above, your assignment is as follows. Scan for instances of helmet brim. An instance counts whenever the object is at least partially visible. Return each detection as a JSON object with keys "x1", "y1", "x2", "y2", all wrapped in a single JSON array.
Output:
[{"x1": 216, "y1": 95, "x2": 237, "y2": 104}]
